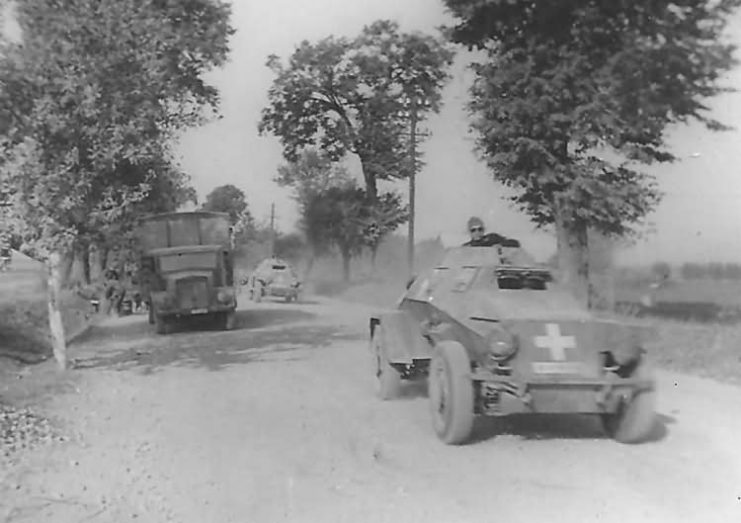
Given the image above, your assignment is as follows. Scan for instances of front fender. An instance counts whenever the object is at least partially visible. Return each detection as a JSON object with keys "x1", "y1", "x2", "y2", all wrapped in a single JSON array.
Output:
[{"x1": 370, "y1": 310, "x2": 432, "y2": 364}]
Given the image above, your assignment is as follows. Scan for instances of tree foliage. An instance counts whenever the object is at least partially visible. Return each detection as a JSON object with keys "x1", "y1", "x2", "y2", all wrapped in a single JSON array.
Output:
[
  {"x1": 302, "y1": 184, "x2": 407, "y2": 281},
  {"x1": 275, "y1": 149, "x2": 353, "y2": 257},
  {"x1": 0, "y1": 0, "x2": 233, "y2": 259},
  {"x1": 276, "y1": 149, "x2": 408, "y2": 267},
  {"x1": 274, "y1": 232, "x2": 307, "y2": 265},
  {"x1": 303, "y1": 186, "x2": 365, "y2": 281},
  {"x1": 444, "y1": 0, "x2": 741, "y2": 303},
  {"x1": 201, "y1": 184, "x2": 252, "y2": 225},
  {"x1": 259, "y1": 20, "x2": 454, "y2": 201}
]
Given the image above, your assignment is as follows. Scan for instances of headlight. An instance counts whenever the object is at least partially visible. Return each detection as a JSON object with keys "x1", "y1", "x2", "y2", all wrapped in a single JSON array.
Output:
[
  {"x1": 487, "y1": 329, "x2": 518, "y2": 361},
  {"x1": 612, "y1": 342, "x2": 643, "y2": 367},
  {"x1": 217, "y1": 289, "x2": 234, "y2": 304}
]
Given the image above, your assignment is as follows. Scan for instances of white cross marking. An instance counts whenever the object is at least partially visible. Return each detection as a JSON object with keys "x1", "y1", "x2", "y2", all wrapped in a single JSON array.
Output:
[{"x1": 534, "y1": 323, "x2": 576, "y2": 361}]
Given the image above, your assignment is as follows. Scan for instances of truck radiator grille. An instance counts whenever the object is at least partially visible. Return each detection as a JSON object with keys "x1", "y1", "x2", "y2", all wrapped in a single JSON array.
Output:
[{"x1": 176, "y1": 277, "x2": 209, "y2": 310}]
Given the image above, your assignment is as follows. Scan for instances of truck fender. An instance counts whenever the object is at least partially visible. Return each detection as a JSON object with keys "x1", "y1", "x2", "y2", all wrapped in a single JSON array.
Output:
[{"x1": 369, "y1": 310, "x2": 432, "y2": 364}]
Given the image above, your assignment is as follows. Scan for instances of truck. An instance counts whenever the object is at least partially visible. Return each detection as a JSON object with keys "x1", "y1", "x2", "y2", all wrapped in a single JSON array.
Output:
[{"x1": 137, "y1": 211, "x2": 238, "y2": 334}]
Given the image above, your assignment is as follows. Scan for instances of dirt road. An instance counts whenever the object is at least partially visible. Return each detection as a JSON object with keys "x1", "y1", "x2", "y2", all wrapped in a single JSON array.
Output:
[{"x1": 2, "y1": 296, "x2": 740, "y2": 523}]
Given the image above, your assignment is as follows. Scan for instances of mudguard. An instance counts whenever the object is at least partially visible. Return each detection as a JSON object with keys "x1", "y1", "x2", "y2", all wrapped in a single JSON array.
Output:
[{"x1": 371, "y1": 310, "x2": 432, "y2": 364}]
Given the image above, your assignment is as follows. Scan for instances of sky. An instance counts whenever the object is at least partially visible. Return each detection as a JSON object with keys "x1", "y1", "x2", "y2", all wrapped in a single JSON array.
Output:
[{"x1": 177, "y1": 1, "x2": 741, "y2": 265}]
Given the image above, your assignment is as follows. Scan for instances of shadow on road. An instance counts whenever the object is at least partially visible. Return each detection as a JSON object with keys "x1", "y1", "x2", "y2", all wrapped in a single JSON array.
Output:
[
  {"x1": 470, "y1": 411, "x2": 670, "y2": 444},
  {"x1": 70, "y1": 307, "x2": 360, "y2": 374},
  {"x1": 73, "y1": 308, "x2": 318, "y2": 343}
]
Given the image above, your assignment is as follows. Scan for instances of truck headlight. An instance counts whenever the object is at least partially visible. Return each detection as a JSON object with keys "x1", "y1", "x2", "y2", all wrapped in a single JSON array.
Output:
[
  {"x1": 217, "y1": 289, "x2": 234, "y2": 304},
  {"x1": 487, "y1": 330, "x2": 518, "y2": 361}
]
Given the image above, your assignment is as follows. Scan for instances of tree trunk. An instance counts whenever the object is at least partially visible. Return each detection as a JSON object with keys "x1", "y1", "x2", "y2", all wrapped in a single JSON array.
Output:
[
  {"x1": 304, "y1": 249, "x2": 316, "y2": 281},
  {"x1": 554, "y1": 203, "x2": 590, "y2": 308},
  {"x1": 82, "y1": 243, "x2": 91, "y2": 284},
  {"x1": 99, "y1": 245, "x2": 109, "y2": 274},
  {"x1": 61, "y1": 252, "x2": 75, "y2": 287},
  {"x1": 359, "y1": 156, "x2": 377, "y2": 202},
  {"x1": 47, "y1": 252, "x2": 67, "y2": 371},
  {"x1": 341, "y1": 248, "x2": 351, "y2": 283},
  {"x1": 370, "y1": 243, "x2": 379, "y2": 275}
]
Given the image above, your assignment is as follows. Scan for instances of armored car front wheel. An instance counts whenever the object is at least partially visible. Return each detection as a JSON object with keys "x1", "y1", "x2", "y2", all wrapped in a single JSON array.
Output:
[
  {"x1": 600, "y1": 364, "x2": 656, "y2": 444},
  {"x1": 429, "y1": 341, "x2": 475, "y2": 445},
  {"x1": 371, "y1": 327, "x2": 402, "y2": 401}
]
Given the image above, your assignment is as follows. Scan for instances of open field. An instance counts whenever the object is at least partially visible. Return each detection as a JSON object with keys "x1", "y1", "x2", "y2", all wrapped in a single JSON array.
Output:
[{"x1": 614, "y1": 279, "x2": 741, "y2": 323}]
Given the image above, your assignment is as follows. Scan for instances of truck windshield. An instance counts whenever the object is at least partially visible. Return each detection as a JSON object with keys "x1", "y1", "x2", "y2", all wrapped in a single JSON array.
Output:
[
  {"x1": 139, "y1": 214, "x2": 231, "y2": 250},
  {"x1": 159, "y1": 251, "x2": 218, "y2": 272}
]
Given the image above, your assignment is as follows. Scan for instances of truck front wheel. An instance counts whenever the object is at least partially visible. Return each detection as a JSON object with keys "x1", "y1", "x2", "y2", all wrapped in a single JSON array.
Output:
[
  {"x1": 154, "y1": 313, "x2": 172, "y2": 335},
  {"x1": 218, "y1": 311, "x2": 236, "y2": 330}
]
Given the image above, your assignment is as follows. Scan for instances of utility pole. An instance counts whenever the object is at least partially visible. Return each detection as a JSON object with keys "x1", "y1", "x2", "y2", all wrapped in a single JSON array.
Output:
[
  {"x1": 269, "y1": 202, "x2": 276, "y2": 257},
  {"x1": 407, "y1": 98, "x2": 418, "y2": 280}
]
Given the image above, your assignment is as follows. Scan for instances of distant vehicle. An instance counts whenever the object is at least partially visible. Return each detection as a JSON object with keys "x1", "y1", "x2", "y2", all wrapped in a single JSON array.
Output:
[
  {"x1": 369, "y1": 245, "x2": 657, "y2": 445},
  {"x1": 246, "y1": 257, "x2": 301, "y2": 303},
  {"x1": 137, "y1": 211, "x2": 237, "y2": 334}
]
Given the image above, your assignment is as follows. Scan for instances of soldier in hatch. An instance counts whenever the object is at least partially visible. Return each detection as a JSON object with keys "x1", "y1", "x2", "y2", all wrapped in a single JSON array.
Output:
[{"x1": 463, "y1": 216, "x2": 521, "y2": 248}]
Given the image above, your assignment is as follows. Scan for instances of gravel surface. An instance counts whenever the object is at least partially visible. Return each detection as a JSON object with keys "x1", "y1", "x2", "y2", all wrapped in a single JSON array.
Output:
[
  {"x1": 1, "y1": 402, "x2": 62, "y2": 459},
  {"x1": 1, "y1": 298, "x2": 741, "y2": 523}
]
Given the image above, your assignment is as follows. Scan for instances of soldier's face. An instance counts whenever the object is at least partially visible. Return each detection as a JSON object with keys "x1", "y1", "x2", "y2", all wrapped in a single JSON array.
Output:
[{"x1": 470, "y1": 225, "x2": 484, "y2": 240}]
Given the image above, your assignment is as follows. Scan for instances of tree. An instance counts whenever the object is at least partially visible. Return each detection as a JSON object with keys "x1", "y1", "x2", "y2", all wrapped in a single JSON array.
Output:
[
  {"x1": 444, "y1": 0, "x2": 740, "y2": 305},
  {"x1": 275, "y1": 149, "x2": 353, "y2": 273},
  {"x1": 201, "y1": 184, "x2": 252, "y2": 225},
  {"x1": 724, "y1": 262, "x2": 741, "y2": 280},
  {"x1": 356, "y1": 191, "x2": 409, "y2": 270},
  {"x1": 276, "y1": 149, "x2": 408, "y2": 276},
  {"x1": 274, "y1": 232, "x2": 307, "y2": 266},
  {"x1": 651, "y1": 261, "x2": 672, "y2": 280},
  {"x1": 303, "y1": 185, "x2": 369, "y2": 282},
  {"x1": 259, "y1": 20, "x2": 454, "y2": 202},
  {"x1": 0, "y1": 0, "x2": 233, "y2": 369},
  {"x1": 275, "y1": 149, "x2": 352, "y2": 210},
  {"x1": 680, "y1": 262, "x2": 705, "y2": 280}
]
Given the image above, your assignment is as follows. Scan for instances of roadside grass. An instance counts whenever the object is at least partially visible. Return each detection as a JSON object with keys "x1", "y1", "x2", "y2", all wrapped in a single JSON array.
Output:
[
  {"x1": 646, "y1": 320, "x2": 741, "y2": 386},
  {"x1": 0, "y1": 256, "x2": 97, "y2": 365}
]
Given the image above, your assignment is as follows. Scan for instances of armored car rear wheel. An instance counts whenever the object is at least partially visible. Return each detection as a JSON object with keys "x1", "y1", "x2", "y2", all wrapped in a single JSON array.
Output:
[
  {"x1": 600, "y1": 364, "x2": 656, "y2": 443},
  {"x1": 371, "y1": 327, "x2": 402, "y2": 400},
  {"x1": 429, "y1": 341, "x2": 475, "y2": 445}
]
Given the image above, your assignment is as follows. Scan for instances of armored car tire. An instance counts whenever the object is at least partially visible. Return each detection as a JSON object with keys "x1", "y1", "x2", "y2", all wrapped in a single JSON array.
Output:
[
  {"x1": 429, "y1": 341, "x2": 475, "y2": 445},
  {"x1": 600, "y1": 363, "x2": 656, "y2": 444},
  {"x1": 371, "y1": 326, "x2": 402, "y2": 400}
]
